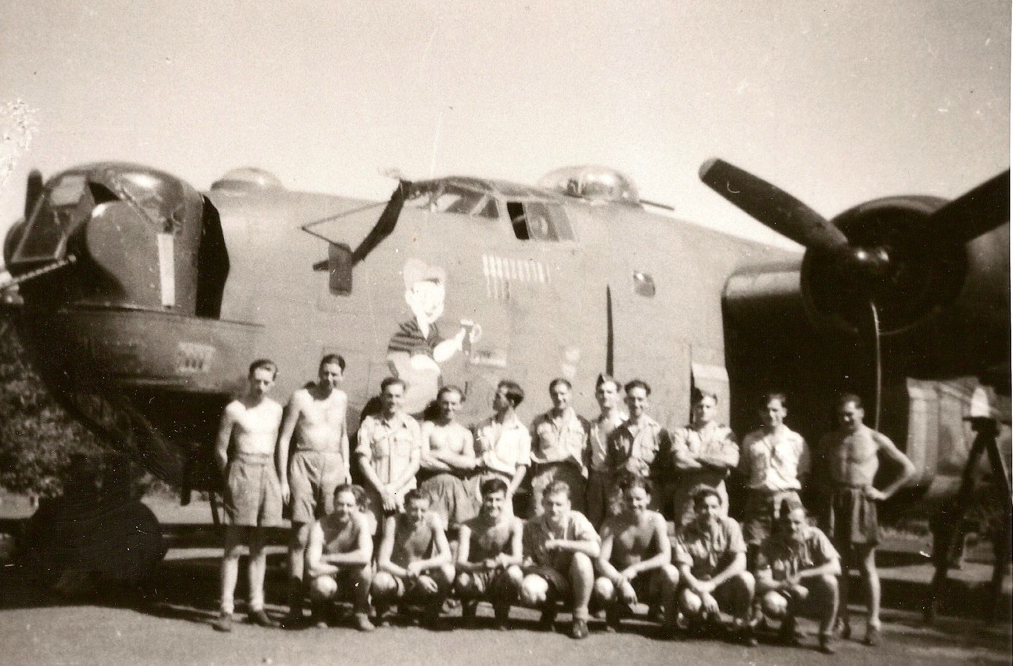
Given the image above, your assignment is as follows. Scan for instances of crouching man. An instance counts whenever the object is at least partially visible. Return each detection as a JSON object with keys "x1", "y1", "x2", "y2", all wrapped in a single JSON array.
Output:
[
  {"x1": 520, "y1": 480, "x2": 601, "y2": 639},
  {"x1": 673, "y1": 486, "x2": 754, "y2": 645},
  {"x1": 593, "y1": 474, "x2": 679, "y2": 635},
  {"x1": 372, "y1": 490, "x2": 455, "y2": 628},
  {"x1": 304, "y1": 484, "x2": 374, "y2": 631},
  {"x1": 756, "y1": 504, "x2": 841, "y2": 654},
  {"x1": 454, "y1": 477, "x2": 524, "y2": 628}
]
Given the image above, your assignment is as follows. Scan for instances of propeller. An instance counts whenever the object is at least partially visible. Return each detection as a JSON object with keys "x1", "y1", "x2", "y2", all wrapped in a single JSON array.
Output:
[{"x1": 700, "y1": 157, "x2": 1010, "y2": 429}]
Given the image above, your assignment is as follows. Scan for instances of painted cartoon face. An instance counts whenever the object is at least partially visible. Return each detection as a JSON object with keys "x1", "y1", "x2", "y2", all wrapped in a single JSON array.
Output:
[{"x1": 406, "y1": 279, "x2": 445, "y2": 325}]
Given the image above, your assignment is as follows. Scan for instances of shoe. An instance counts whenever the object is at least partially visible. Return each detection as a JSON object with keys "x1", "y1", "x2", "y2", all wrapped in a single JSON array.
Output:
[
  {"x1": 738, "y1": 628, "x2": 758, "y2": 647},
  {"x1": 492, "y1": 604, "x2": 511, "y2": 630},
  {"x1": 249, "y1": 609, "x2": 279, "y2": 628},
  {"x1": 353, "y1": 613, "x2": 375, "y2": 632},
  {"x1": 834, "y1": 617, "x2": 851, "y2": 639},
  {"x1": 777, "y1": 621, "x2": 804, "y2": 648},
  {"x1": 818, "y1": 634, "x2": 836, "y2": 655},
  {"x1": 605, "y1": 608, "x2": 622, "y2": 633},
  {"x1": 461, "y1": 600, "x2": 478, "y2": 622},
  {"x1": 212, "y1": 612, "x2": 234, "y2": 633},
  {"x1": 647, "y1": 604, "x2": 664, "y2": 623},
  {"x1": 281, "y1": 610, "x2": 304, "y2": 630},
  {"x1": 537, "y1": 610, "x2": 558, "y2": 632},
  {"x1": 864, "y1": 625, "x2": 881, "y2": 647},
  {"x1": 570, "y1": 618, "x2": 590, "y2": 639}
]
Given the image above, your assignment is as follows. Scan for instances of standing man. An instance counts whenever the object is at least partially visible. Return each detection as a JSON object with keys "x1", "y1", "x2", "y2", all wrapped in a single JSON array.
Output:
[
  {"x1": 529, "y1": 378, "x2": 590, "y2": 516},
  {"x1": 674, "y1": 486, "x2": 755, "y2": 645},
  {"x1": 455, "y1": 477, "x2": 525, "y2": 628},
  {"x1": 671, "y1": 390, "x2": 739, "y2": 526},
  {"x1": 821, "y1": 393, "x2": 915, "y2": 646},
  {"x1": 212, "y1": 359, "x2": 284, "y2": 632},
  {"x1": 739, "y1": 392, "x2": 810, "y2": 567},
  {"x1": 277, "y1": 354, "x2": 351, "y2": 626},
  {"x1": 520, "y1": 480, "x2": 601, "y2": 640},
  {"x1": 474, "y1": 380, "x2": 532, "y2": 513},
  {"x1": 372, "y1": 490, "x2": 455, "y2": 628},
  {"x1": 593, "y1": 474, "x2": 680, "y2": 635},
  {"x1": 419, "y1": 385, "x2": 478, "y2": 529},
  {"x1": 357, "y1": 377, "x2": 423, "y2": 535},
  {"x1": 756, "y1": 504, "x2": 841, "y2": 654},
  {"x1": 607, "y1": 380, "x2": 673, "y2": 514},
  {"x1": 304, "y1": 484, "x2": 375, "y2": 631},
  {"x1": 585, "y1": 374, "x2": 626, "y2": 527}
]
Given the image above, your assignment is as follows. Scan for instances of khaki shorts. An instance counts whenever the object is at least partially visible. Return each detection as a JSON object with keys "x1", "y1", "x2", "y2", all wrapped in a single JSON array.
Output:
[
  {"x1": 460, "y1": 568, "x2": 519, "y2": 597},
  {"x1": 289, "y1": 449, "x2": 347, "y2": 524},
  {"x1": 224, "y1": 453, "x2": 283, "y2": 527},
  {"x1": 743, "y1": 490, "x2": 802, "y2": 546}
]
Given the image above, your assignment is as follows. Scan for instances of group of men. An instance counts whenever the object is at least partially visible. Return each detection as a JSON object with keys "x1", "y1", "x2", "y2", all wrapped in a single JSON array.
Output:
[{"x1": 211, "y1": 355, "x2": 917, "y2": 654}]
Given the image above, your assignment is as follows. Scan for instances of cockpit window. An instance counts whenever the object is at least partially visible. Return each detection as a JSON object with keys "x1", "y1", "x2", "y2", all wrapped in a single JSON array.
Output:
[
  {"x1": 407, "y1": 182, "x2": 498, "y2": 219},
  {"x1": 506, "y1": 201, "x2": 574, "y2": 242}
]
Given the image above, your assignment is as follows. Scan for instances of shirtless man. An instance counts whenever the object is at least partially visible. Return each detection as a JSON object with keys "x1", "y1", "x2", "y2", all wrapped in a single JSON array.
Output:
[
  {"x1": 585, "y1": 374, "x2": 626, "y2": 527},
  {"x1": 671, "y1": 391, "x2": 739, "y2": 526},
  {"x1": 304, "y1": 484, "x2": 375, "y2": 631},
  {"x1": 607, "y1": 380, "x2": 673, "y2": 514},
  {"x1": 520, "y1": 480, "x2": 601, "y2": 640},
  {"x1": 277, "y1": 354, "x2": 351, "y2": 626},
  {"x1": 593, "y1": 474, "x2": 679, "y2": 635},
  {"x1": 674, "y1": 486, "x2": 755, "y2": 646},
  {"x1": 212, "y1": 359, "x2": 284, "y2": 632},
  {"x1": 357, "y1": 377, "x2": 423, "y2": 535},
  {"x1": 372, "y1": 489, "x2": 455, "y2": 628},
  {"x1": 529, "y1": 378, "x2": 590, "y2": 516},
  {"x1": 756, "y1": 505, "x2": 841, "y2": 654},
  {"x1": 455, "y1": 477, "x2": 524, "y2": 628},
  {"x1": 473, "y1": 380, "x2": 532, "y2": 514},
  {"x1": 821, "y1": 393, "x2": 915, "y2": 646},
  {"x1": 419, "y1": 385, "x2": 478, "y2": 529}
]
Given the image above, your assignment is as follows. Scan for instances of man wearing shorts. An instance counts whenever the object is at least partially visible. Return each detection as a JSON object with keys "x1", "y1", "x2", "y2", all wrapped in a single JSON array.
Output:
[
  {"x1": 593, "y1": 474, "x2": 679, "y2": 635},
  {"x1": 357, "y1": 377, "x2": 422, "y2": 535},
  {"x1": 529, "y1": 378, "x2": 590, "y2": 516},
  {"x1": 520, "y1": 480, "x2": 601, "y2": 639},
  {"x1": 821, "y1": 393, "x2": 915, "y2": 646},
  {"x1": 756, "y1": 504, "x2": 840, "y2": 654},
  {"x1": 674, "y1": 486, "x2": 755, "y2": 645},
  {"x1": 455, "y1": 477, "x2": 524, "y2": 628},
  {"x1": 304, "y1": 484, "x2": 375, "y2": 631},
  {"x1": 419, "y1": 385, "x2": 478, "y2": 529},
  {"x1": 372, "y1": 490, "x2": 455, "y2": 628},
  {"x1": 473, "y1": 380, "x2": 532, "y2": 514},
  {"x1": 585, "y1": 374, "x2": 626, "y2": 527},
  {"x1": 277, "y1": 354, "x2": 351, "y2": 625},
  {"x1": 607, "y1": 380, "x2": 673, "y2": 515},
  {"x1": 212, "y1": 359, "x2": 284, "y2": 632},
  {"x1": 739, "y1": 392, "x2": 810, "y2": 567}
]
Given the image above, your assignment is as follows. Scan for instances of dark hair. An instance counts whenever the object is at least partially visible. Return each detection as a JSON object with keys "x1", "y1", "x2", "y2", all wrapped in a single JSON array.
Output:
[
  {"x1": 836, "y1": 393, "x2": 863, "y2": 410},
  {"x1": 692, "y1": 389, "x2": 719, "y2": 405},
  {"x1": 624, "y1": 379, "x2": 651, "y2": 396},
  {"x1": 437, "y1": 385, "x2": 465, "y2": 401},
  {"x1": 333, "y1": 483, "x2": 359, "y2": 504},
  {"x1": 381, "y1": 376, "x2": 407, "y2": 393},
  {"x1": 549, "y1": 378, "x2": 572, "y2": 392},
  {"x1": 691, "y1": 484, "x2": 721, "y2": 507},
  {"x1": 249, "y1": 359, "x2": 278, "y2": 378},
  {"x1": 480, "y1": 477, "x2": 509, "y2": 497},
  {"x1": 498, "y1": 380, "x2": 525, "y2": 408},
  {"x1": 404, "y1": 488, "x2": 430, "y2": 506},
  {"x1": 616, "y1": 471, "x2": 653, "y2": 497},
  {"x1": 319, "y1": 354, "x2": 346, "y2": 373},
  {"x1": 759, "y1": 392, "x2": 787, "y2": 409},
  {"x1": 596, "y1": 374, "x2": 621, "y2": 392},
  {"x1": 544, "y1": 480, "x2": 571, "y2": 500}
]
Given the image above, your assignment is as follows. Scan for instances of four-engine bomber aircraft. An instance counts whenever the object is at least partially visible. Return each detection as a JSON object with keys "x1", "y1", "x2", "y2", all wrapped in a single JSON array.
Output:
[{"x1": 2, "y1": 159, "x2": 1009, "y2": 609}]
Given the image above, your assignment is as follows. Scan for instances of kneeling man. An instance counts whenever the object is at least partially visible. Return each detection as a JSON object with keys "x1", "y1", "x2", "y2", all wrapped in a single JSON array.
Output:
[
  {"x1": 593, "y1": 474, "x2": 679, "y2": 634},
  {"x1": 372, "y1": 490, "x2": 455, "y2": 628},
  {"x1": 455, "y1": 477, "x2": 524, "y2": 628},
  {"x1": 520, "y1": 480, "x2": 601, "y2": 639},
  {"x1": 304, "y1": 484, "x2": 374, "y2": 631},
  {"x1": 674, "y1": 486, "x2": 754, "y2": 645},
  {"x1": 756, "y1": 504, "x2": 841, "y2": 654}
]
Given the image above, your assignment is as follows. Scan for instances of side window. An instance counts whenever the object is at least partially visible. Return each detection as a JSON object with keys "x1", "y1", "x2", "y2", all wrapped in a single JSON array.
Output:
[
  {"x1": 506, "y1": 201, "x2": 575, "y2": 242},
  {"x1": 408, "y1": 184, "x2": 498, "y2": 219}
]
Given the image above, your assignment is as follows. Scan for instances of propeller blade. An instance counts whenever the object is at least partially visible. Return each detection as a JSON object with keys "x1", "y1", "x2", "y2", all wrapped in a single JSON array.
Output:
[
  {"x1": 699, "y1": 158, "x2": 849, "y2": 251},
  {"x1": 928, "y1": 170, "x2": 1010, "y2": 245},
  {"x1": 855, "y1": 300, "x2": 883, "y2": 430},
  {"x1": 606, "y1": 285, "x2": 614, "y2": 376},
  {"x1": 25, "y1": 170, "x2": 43, "y2": 220}
]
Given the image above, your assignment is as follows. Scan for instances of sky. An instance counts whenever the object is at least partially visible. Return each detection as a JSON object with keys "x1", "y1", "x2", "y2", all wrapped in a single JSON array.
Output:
[{"x1": 0, "y1": 0, "x2": 1008, "y2": 249}]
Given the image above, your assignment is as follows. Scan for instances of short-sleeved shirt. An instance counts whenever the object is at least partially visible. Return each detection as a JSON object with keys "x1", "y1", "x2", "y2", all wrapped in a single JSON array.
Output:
[
  {"x1": 522, "y1": 510, "x2": 600, "y2": 571},
  {"x1": 607, "y1": 415, "x2": 670, "y2": 480},
  {"x1": 756, "y1": 526, "x2": 839, "y2": 581},
  {"x1": 674, "y1": 515, "x2": 746, "y2": 579},
  {"x1": 530, "y1": 408, "x2": 589, "y2": 470},
  {"x1": 587, "y1": 413, "x2": 627, "y2": 472},
  {"x1": 356, "y1": 412, "x2": 422, "y2": 489},
  {"x1": 739, "y1": 427, "x2": 810, "y2": 492},
  {"x1": 475, "y1": 415, "x2": 532, "y2": 478}
]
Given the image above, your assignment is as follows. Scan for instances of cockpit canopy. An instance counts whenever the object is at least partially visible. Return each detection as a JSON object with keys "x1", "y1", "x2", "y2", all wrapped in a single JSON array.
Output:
[{"x1": 538, "y1": 165, "x2": 641, "y2": 207}]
